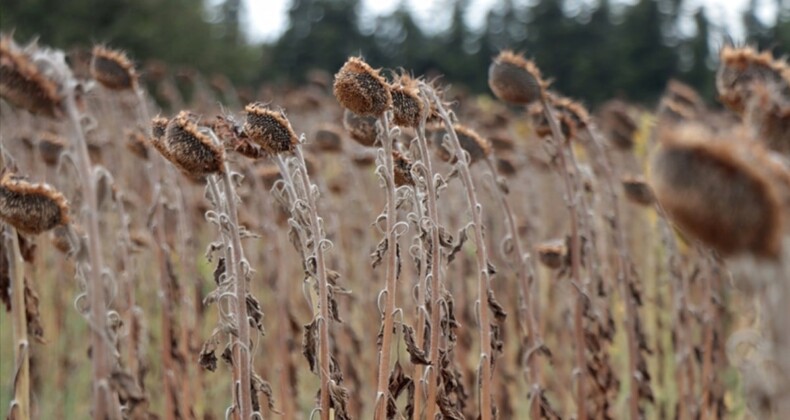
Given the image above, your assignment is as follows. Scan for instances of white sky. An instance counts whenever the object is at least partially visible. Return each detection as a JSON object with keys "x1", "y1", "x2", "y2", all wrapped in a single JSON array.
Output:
[{"x1": 242, "y1": 0, "x2": 778, "y2": 43}]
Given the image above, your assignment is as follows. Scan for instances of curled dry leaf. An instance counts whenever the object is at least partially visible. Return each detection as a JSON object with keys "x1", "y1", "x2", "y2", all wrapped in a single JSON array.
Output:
[
  {"x1": 402, "y1": 324, "x2": 430, "y2": 365},
  {"x1": 487, "y1": 289, "x2": 507, "y2": 322},
  {"x1": 302, "y1": 319, "x2": 319, "y2": 374},
  {"x1": 386, "y1": 361, "x2": 415, "y2": 419}
]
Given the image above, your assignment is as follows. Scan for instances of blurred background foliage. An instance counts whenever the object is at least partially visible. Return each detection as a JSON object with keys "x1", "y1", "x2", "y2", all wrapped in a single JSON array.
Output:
[{"x1": 1, "y1": 0, "x2": 788, "y2": 105}]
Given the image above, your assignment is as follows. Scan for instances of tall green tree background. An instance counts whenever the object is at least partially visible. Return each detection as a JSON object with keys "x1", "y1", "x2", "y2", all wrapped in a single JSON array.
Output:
[{"x1": 1, "y1": 0, "x2": 788, "y2": 106}]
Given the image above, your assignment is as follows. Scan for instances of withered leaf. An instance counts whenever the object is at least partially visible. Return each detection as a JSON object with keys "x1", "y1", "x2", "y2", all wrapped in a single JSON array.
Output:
[
  {"x1": 328, "y1": 286, "x2": 342, "y2": 323},
  {"x1": 446, "y1": 228, "x2": 468, "y2": 264},
  {"x1": 438, "y1": 350, "x2": 468, "y2": 412},
  {"x1": 326, "y1": 269, "x2": 351, "y2": 294},
  {"x1": 302, "y1": 319, "x2": 319, "y2": 374},
  {"x1": 438, "y1": 226, "x2": 454, "y2": 248},
  {"x1": 386, "y1": 361, "x2": 414, "y2": 419},
  {"x1": 537, "y1": 389, "x2": 562, "y2": 420},
  {"x1": 490, "y1": 323, "x2": 504, "y2": 358},
  {"x1": 252, "y1": 372, "x2": 281, "y2": 414},
  {"x1": 395, "y1": 242, "x2": 402, "y2": 280},
  {"x1": 402, "y1": 324, "x2": 430, "y2": 365},
  {"x1": 437, "y1": 389, "x2": 464, "y2": 420},
  {"x1": 328, "y1": 381, "x2": 352, "y2": 420},
  {"x1": 440, "y1": 292, "x2": 460, "y2": 344},
  {"x1": 212, "y1": 257, "x2": 225, "y2": 286},
  {"x1": 486, "y1": 260, "x2": 497, "y2": 275},
  {"x1": 221, "y1": 344, "x2": 233, "y2": 366},
  {"x1": 17, "y1": 233, "x2": 35, "y2": 263},
  {"x1": 246, "y1": 294, "x2": 266, "y2": 335},
  {"x1": 109, "y1": 369, "x2": 146, "y2": 404},
  {"x1": 487, "y1": 289, "x2": 507, "y2": 322},
  {"x1": 371, "y1": 237, "x2": 388, "y2": 269},
  {"x1": 24, "y1": 277, "x2": 44, "y2": 343},
  {"x1": 329, "y1": 355, "x2": 344, "y2": 383}
]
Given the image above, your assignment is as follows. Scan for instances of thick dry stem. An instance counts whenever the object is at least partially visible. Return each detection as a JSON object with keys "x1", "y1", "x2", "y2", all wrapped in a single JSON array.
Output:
[
  {"x1": 655, "y1": 203, "x2": 693, "y2": 418},
  {"x1": 585, "y1": 127, "x2": 641, "y2": 419},
  {"x1": 6, "y1": 228, "x2": 29, "y2": 420},
  {"x1": 293, "y1": 147, "x2": 332, "y2": 420},
  {"x1": 274, "y1": 231, "x2": 296, "y2": 420},
  {"x1": 483, "y1": 157, "x2": 544, "y2": 419},
  {"x1": 428, "y1": 89, "x2": 493, "y2": 420},
  {"x1": 410, "y1": 184, "x2": 427, "y2": 420},
  {"x1": 414, "y1": 95, "x2": 444, "y2": 420},
  {"x1": 205, "y1": 171, "x2": 253, "y2": 420},
  {"x1": 373, "y1": 112, "x2": 401, "y2": 420},
  {"x1": 221, "y1": 170, "x2": 254, "y2": 420},
  {"x1": 540, "y1": 95, "x2": 586, "y2": 420},
  {"x1": 136, "y1": 89, "x2": 178, "y2": 420},
  {"x1": 64, "y1": 89, "x2": 120, "y2": 420}
]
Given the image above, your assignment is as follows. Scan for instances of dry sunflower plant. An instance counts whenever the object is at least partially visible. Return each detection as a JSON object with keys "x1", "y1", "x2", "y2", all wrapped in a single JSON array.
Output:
[{"x1": 1, "y1": 32, "x2": 790, "y2": 420}]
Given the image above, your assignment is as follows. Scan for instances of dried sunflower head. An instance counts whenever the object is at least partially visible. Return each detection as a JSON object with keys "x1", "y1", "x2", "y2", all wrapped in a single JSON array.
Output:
[
  {"x1": 333, "y1": 56, "x2": 392, "y2": 117},
  {"x1": 0, "y1": 173, "x2": 69, "y2": 235}
]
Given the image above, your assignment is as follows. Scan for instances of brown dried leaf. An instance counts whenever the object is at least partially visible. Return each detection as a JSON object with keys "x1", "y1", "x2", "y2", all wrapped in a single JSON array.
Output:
[
  {"x1": 402, "y1": 324, "x2": 430, "y2": 365},
  {"x1": 246, "y1": 294, "x2": 266, "y2": 335},
  {"x1": 252, "y1": 373, "x2": 281, "y2": 414},
  {"x1": 371, "y1": 237, "x2": 388, "y2": 269},
  {"x1": 302, "y1": 319, "x2": 319, "y2": 374},
  {"x1": 487, "y1": 289, "x2": 507, "y2": 322},
  {"x1": 212, "y1": 257, "x2": 225, "y2": 286},
  {"x1": 328, "y1": 381, "x2": 352, "y2": 420},
  {"x1": 198, "y1": 340, "x2": 218, "y2": 371},
  {"x1": 446, "y1": 228, "x2": 467, "y2": 264},
  {"x1": 16, "y1": 233, "x2": 35, "y2": 263},
  {"x1": 221, "y1": 344, "x2": 233, "y2": 366},
  {"x1": 109, "y1": 369, "x2": 145, "y2": 404},
  {"x1": 24, "y1": 277, "x2": 44, "y2": 343},
  {"x1": 486, "y1": 260, "x2": 497, "y2": 275},
  {"x1": 386, "y1": 361, "x2": 414, "y2": 419},
  {"x1": 490, "y1": 323, "x2": 504, "y2": 361},
  {"x1": 437, "y1": 389, "x2": 465, "y2": 420},
  {"x1": 326, "y1": 269, "x2": 351, "y2": 294},
  {"x1": 537, "y1": 389, "x2": 562, "y2": 419},
  {"x1": 440, "y1": 292, "x2": 460, "y2": 345},
  {"x1": 437, "y1": 350, "x2": 468, "y2": 412},
  {"x1": 328, "y1": 286, "x2": 342, "y2": 323},
  {"x1": 438, "y1": 226, "x2": 454, "y2": 248}
]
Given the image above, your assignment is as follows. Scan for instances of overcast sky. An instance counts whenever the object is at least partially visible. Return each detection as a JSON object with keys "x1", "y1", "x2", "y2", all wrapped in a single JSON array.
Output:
[{"x1": 241, "y1": 0, "x2": 778, "y2": 43}]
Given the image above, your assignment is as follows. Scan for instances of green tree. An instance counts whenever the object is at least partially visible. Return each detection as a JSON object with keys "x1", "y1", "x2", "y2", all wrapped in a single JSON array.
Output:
[
  {"x1": 0, "y1": 0, "x2": 261, "y2": 85},
  {"x1": 743, "y1": 0, "x2": 774, "y2": 48},
  {"x1": 680, "y1": 8, "x2": 714, "y2": 101},
  {"x1": 263, "y1": 0, "x2": 370, "y2": 83},
  {"x1": 609, "y1": 0, "x2": 678, "y2": 103}
]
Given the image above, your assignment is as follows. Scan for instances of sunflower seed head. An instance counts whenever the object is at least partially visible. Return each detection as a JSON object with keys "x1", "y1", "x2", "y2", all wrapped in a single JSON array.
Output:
[
  {"x1": 333, "y1": 57, "x2": 392, "y2": 117},
  {"x1": 0, "y1": 173, "x2": 69, "y2": 235},
  {"x1": 244, "y1": 102, "x2": 298, "y2": 155}
]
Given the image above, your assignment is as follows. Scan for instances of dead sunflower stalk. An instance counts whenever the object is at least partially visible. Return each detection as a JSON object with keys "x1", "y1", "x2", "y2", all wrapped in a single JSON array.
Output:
[
  {"x1": 244, "y1": 102, "x2": 347, "y2": 420},
  {"x1": 0, "y1": 167, "x2": 70, "y2": 419},
  {"x1": 0, "y1": 36, "x2": 123, "y2": 419},
  {"x1": 407, "y1": 85, "x2": 446, "y2": 420},
  {"x1": 423, "y1": 85, "x2": 496, "y2": 420},
  {"x1": 489, "y1": 50, "x2": 588, "y2": 420},
  {"x1": 151, "y1": 113, "x2": 261, "y2": 419},
  {"x1": 93, "y1": 45, "x2": 189, "y2": 419},
  {"x1": 333, "y1": 56, "x2": 401, "y2": 420},
  {"x1": 480, "y1": 153, "x2": 546, "y2": 416}
]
